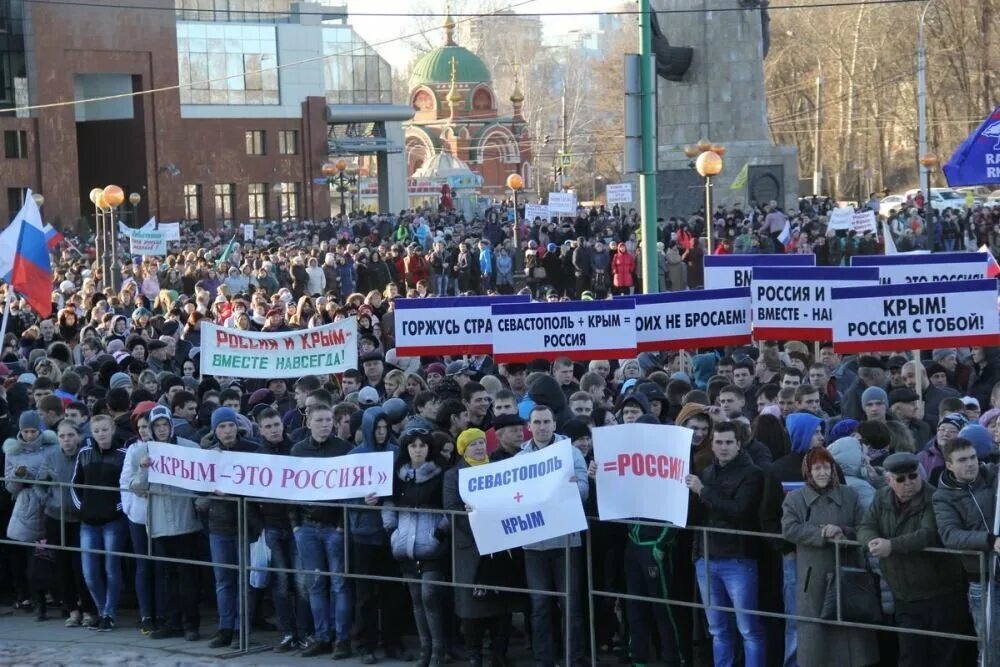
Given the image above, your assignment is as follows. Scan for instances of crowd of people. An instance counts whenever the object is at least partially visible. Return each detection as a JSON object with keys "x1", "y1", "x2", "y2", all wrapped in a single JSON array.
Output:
[{"x1": 1, "y1": 201, "x2": 1000, "y2": 667}]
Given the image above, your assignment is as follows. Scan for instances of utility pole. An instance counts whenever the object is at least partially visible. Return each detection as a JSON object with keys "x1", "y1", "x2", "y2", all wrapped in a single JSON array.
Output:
[
  {"x1": 813, "y1": 69, "x2": 823, "y2": 195},
  {"x1": 560, "y1": 88, "x2": 568, "y2": 192},
  {"x1": 917, "y1": 1, "x2": 934, "y2": 225},
  {"x1": 638, "y1": 0, "x2": 658, "y2": 294}
]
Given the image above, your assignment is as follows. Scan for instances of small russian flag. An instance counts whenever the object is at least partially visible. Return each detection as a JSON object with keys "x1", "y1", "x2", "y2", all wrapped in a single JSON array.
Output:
[
  {"x1": 980, "y1": 245, "x2": 1000, "y2": 279},
  {"x1": 777, "y1": 220, "x2": 795, "y2": 252},
  {"x1": 42, "y1": 223, "x2": 63, "y2": 250},
  {"x1": 9, "y1": 190, "x2": 52, "y2": 318}
]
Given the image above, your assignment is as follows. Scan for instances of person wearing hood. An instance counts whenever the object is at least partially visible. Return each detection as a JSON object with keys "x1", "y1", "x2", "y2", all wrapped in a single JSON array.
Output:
[
  {"x1": 4, "y1": 410, "x2": 58, "y2": 616},
  {"x1": 858, "y1": 453, "x2": 965, "y2": 667},
  {"x1": 382, "y1": 428, "x2": 450, "y2": 667},
  {"x1": 782, "y1": 447, "x2": 879, "y2": 667},
  {"x1": 827, "y1": 437, "x2": 876, "y2": 510},
  {"x1": 518, "y1": 373, "x2": 572, "y2": 429},
  {"x1": 968, "y1": 346, "x2": 1000, "y2": 411},
  {"x1": 685, "y1": 421, "x2": 766, "y2": 667},
  {"x1": 617, "y1": 390, "x2": 651, "y2": 424},
  {"x1": 71, "y1": 413, "x2": 128, "y2": 632},
  {"x1": 918, "y1": 412, "x2": 967, "y2": 486},
  {"x1": 195, "y1": 406, "x2": 259, "y2": 649},
  {"x1": 933, "y1": 436, "x2": 1000, "y2": 663},
  {"x1": 350, "y1": 407, "x2": 408, "y2": 663}
]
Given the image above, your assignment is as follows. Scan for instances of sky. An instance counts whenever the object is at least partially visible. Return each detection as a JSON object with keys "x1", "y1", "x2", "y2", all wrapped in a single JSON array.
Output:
[{"x1": 347, "y1": 0, "x2": 617, "y2": 71}]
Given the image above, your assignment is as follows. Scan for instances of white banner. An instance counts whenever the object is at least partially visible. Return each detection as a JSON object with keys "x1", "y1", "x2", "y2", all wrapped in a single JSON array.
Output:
[
  {"x1": 547, "y1": 192, "x2": 577, "y2": 216},
  {"x1": 593, "y1": 423, "x2": 691, "y2": 525},
  {"x1": 490, "y1": 299, "x2": 637, "y2": 362},
  {"x1": 393, "y1": 295, "x2": 529, "y2": 357},
  {"x1": 159, "y1": 222, "x2": 180, "y2": 242},
  {"x1": 201, "y1": 319, "x2": 358, "y2": 379},
  {"x1": 831, "y1": 279, "x2": 1000, "y2": 354},
  {"x1": 147, "y1": 441, "x2": 393, "y2": 501},
  {"x1": 242, "y1": 224, "x2": 254, "y2": 242},
  {"x1": 524, "y1": 203, "x2": 550, "y2": 222},
  {"x1": 704, "y1": 254, "x2": 816, "y2": 290},
  {"x1": 459, "y1": 439, "x2": 587, "y2": 555},
  {"x1": 129, "y1": 229, "x2": 168, "y2": 256},
  {"x1": 605, "y1": 183, "x2": 633, "y2": 205},
  {"x1": 852, "y1": 209, "x2": 878, "y2": 236},
  {"x1": 851, "y1": 251, "x2": 989, "y2": 285},
  {"x1": 827, "y1": 206, "x2": 855, "y2": 230},
  {"x1": 625, "y1": 288, "x2": 751, "y2": 351},
  {"x1": 751, "y1": 266, "x2": 880, "y2": 342}
]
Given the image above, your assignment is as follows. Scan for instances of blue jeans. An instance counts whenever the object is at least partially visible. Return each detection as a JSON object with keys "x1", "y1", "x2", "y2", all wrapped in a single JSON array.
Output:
[
  {"x1": 295, "y1": 524, "x2": 351, "y2": 642},
  {"x1": 265, "y1": 527, "x2": 311, "y2": 639},
  {"x1": 128, "y1": 520, "x2": 166, "y2": 620},
  {"x1": 967, "y1": 580, "x2": 1000, "y2": 665},
  {"x1": 209, "y1": 532, "x2": 253, "y2": 631},
  {"x1": 80, "y1": 518, "x2": 127, "y2": 618},
  {"x1": 696, "y1": 557, "x2": 766, "y2": 667},
  {"x1": 435, "y1": 274, "x2": 450, "y2": 296},
  {"x1": 781, "y1": 555, "x2": 797, "y2": 667}
]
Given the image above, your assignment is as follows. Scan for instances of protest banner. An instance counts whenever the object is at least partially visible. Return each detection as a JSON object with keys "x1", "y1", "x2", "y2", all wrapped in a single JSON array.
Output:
[
  {"x1": 831, "y1": 279, "x2": 1000, "y2": 354},
  {"x1": 593, "y1": 423, "x2": 691, "y2": 525},
  {"x1": 200, "y1": 318, "x2": 358, "y2": 379},
  {"x1": 623, "y1": 288, "x2": 752, "y2": 350},
  {"x1": 242, "y1": 224, "x2": 254, "y2": 242},
  {"x1": 751, "y1": 266, "x2": 880, "y2": 341},
  {"x1": 159, "y1": 222, "x2": 180, "y2": 241},
  {"x1": 490, "y1": 299, "x2": 637, "y2": 362},
  {"x1": 851, "y1": 251, "x2": 989, "y2": 285},
  {"x1": 605, "y1": 183, "x2": 633, "y2": 205},
  {"x1": 827, "y1": 206, "x2": 855, "y2": 230},
  {"x1": 129, "y1": 229, "x2": 168, "y2": 256},
  {"x1": 524, "y1": 203, "x2": 550, "y2": 222},
  {"x1": 704, "y1": 253, "x2": 815, "y2": 290},
  {"x1": 394, "y1": 295, "x2": 530, "y2": 356},
  {"x1": 547, "y1": 192, "x2": 577, "y2": 216},
  {"x1": 459, "y1": 439, "x2": 587, "y2": 555},
  {"x1": 851, "y1": 209, "x2": 878, "y2": 236},
  {"x1": 147, "y1": 441, "x2": 393, "y2": 501}
]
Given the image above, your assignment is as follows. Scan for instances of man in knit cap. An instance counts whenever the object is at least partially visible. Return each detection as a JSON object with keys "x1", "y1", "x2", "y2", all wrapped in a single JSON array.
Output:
[{"x1": 861, "y1": 386, "x2": 889, "y2": 422}]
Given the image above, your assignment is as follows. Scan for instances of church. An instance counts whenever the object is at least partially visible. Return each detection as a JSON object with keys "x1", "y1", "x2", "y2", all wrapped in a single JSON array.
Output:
[{"x1": 404, "y1": 10, "x2": 532, "y2": 199}]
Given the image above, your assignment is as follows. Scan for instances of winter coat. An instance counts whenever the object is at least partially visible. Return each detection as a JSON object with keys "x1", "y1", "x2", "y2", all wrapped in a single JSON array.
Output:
[
  {"x1": 348, "y1": 408, "x2": 400, "y2": 544},
  {"x1": 857, "y1": 483, "x2": 964, "y2": 603},
  {"x1": 691, "y1": 450, "x2": 765, "y2": 560},
  {"x1": 131, "y1": 437, "x2": 202, "y2": 539},
  {"x1": 495, "y1": 254, "x2": 513, "y2": 286},
  {"x1": 612, "y1": 249, "x2": 635, "y2": 287},
  {"x1": 969, "y1": 348, "x2": 1000, "y2": 410},
  {"x1": 932, "y1": 464, "x2": 999, "y2": 577},
  {"x1": 194, "y1": 437, "x2": 259, "y2": 536},
  {"x1": 781, "y1": 484, "x2": 879, "y2": 667},
  {"x1": 72, "y1": 442, "x2": 127, "y2": 525},
  {"x1": 289, "y1": 432, "x2": 353, "y2": 527},
  {"x1": 39, "y1": 443, "x2": 81, "y2": 522},
  {"x1": 665, "y1": 247, "x2": 686, "y2": 291},
  {"x1": 120, "y1": 442, "x2": 149, "y2": 525},
  {"x1": 4, "y1": 430, "x2": 58, "y2": 542},
  {"x1": 305, "y1": 266, "x2": 326, "y2": 296},
  {"x1": 382, "y1": 461, "x2": 449, "y2": 566},
  {"x1": 827, "y1": 437, "x2": 876, "y2": 510},
  {"x1": 290, "y1": 263, "x2": 309, "y2": 299}
]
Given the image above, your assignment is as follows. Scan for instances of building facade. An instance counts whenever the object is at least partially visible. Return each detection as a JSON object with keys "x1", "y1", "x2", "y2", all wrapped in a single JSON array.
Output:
[{"x1": 0, "y1": 0, "x2": 411, "y2": 230}]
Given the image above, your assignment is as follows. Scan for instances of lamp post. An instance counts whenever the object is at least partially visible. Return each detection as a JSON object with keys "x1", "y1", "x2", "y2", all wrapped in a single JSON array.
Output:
[
  {"x1": 334, "y1": 159, "x2": 349, "y2": 217},
  {"x1": 102, "y1": 185, "x2": 125, "y2": 291},
  {"x1": 506, "y1": 173, "x2": 524, "y2": 277},
  {"x1": 919, "y1": 153, "x2": 938, "y2": 242},
  {"x1": 89, "y1": 188, "x2": 104, "y2": 283},
  {"x1": 129, "y1": 192, "x2": 141, "y2": 227},
  {"x1": 685, "y1": 140, "x2": 724, "y2": 253}
]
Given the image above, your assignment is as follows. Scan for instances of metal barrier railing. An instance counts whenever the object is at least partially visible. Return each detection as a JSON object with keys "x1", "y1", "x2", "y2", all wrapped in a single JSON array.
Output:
[{"x1": 0, "y1": 476, "x2": 987, "y2": 663}]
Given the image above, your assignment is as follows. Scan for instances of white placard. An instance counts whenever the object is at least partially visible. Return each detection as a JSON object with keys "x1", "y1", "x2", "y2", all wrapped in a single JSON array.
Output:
[
  {"x1": 831, "y1": 279, "x2": 1000, "y2": 354},
  {"x1": 393, "y1": 295, "x2": 529, "y2": 357},
  {"x1": 524, "y1": 204, "x2": 550, "y2": 222},
  {"x1": 147, "y1": 441, "x2": 393, "y2": 501},
  {"x1": 704, "y1": 254, "x2": 816, "y2": 290},
  {"x1": 129, "y1": 229, "x2": 168, "y2": 256},
  {"x1": 625, "y1": 288, "x2": 752, "y2": 351},
  {"x1": 593, "y1": 423, "x2": 691, "y2": 525},
  {"x1": 827, "y1": 206, "x2": 855, "y2": 230},
  {"x1": 851, "y1": 251, "x2": 989, "y2": 285},
  {"x1": 852, "y1": 210, "x2": 878, "y2": 236},
  {"x1": 547, "y1": 192, "x2": 577, "y2": 216},
  {"x1": 159, "y1": 222, "x2": 180, "y2": 241},
  {"x1": 490, "y1": 299, "x2": 637, "y2": 362},
  {"x1": 200, "y1": 319, "x2": 358, "y2": 379},
  {"x1": 605, "y1": 183, "x2": 633, "y2": 205},
  {"x1": 242, "y1": 224, "x2": 254, "y2": 242},
  {"x1": 459, "y1": 439, "x2": 587, "y2": 555},
  {"x1": 751, "y1": 266, "x2": 880, "y2": 342}
]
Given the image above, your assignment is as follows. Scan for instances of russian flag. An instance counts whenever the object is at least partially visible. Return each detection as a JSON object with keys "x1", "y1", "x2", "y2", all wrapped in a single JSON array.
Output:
[
  {"x1": 979, "y1": 245, "x2": 1000, "y2": 278},
  {"x1": 777, "y1": 220, "x2": 795, "y2": 252},
  {"x1": 42, "y1": 223, "x2": 63, "y2": 250},
  {"x1": 9, "y1": 189, "x2": 52, "y2": 318}
]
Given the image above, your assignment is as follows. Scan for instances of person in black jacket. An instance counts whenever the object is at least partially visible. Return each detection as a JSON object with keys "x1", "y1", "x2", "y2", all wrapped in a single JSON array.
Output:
[
  {"x1": 289, "y1": 403, "x2": 354, "y2": 659},
  {"x1": 195, "y1": 406, "x2": 259, "y2": 649},
  {"x1": 71, "y1": 413, "x2": 127, "y2": 632},
  {"x1": 249, "y1": 407, "x2": 312, "y2": 653},
  {"x1": 684, "y1": 420, "x2": 766, "y2": 667}
]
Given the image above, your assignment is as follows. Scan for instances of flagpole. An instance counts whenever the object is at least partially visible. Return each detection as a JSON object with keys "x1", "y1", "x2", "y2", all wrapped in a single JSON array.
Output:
[{"x1": 0, "y1": 288, "x2": 14, "y2": 347}]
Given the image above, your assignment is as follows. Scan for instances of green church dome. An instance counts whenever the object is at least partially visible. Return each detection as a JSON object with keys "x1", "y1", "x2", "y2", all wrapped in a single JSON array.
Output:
[{"x1": 410, "y1": 45, "x2": 492, "y2": 89}]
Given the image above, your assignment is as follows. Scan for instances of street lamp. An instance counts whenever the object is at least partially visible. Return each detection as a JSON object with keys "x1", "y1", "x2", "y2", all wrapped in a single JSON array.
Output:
[
  {"x1": 89, "y1": 188, "x2": 104, "y2": 283},
  {"x1": 696, "y1": 150, "x2": 724, "y2": 253},
  {"x1": 102, "y1": 185, "x2": 125, "y2": 291},
  {"x1": 506, "y1": 173, "x2": 524, "y2": 276},
  {"x1": 332, "y1": 159, "x2": 349, "y2": 217},
  {"x1": 919, "y1": 153, "x2": 938, "y2": 237},
  {"x1": 129, "y1": 192, "x2": 141, "y2": 226},
  {"x1": 31, "y1": 193, "x2": 44, "y2": 209}
]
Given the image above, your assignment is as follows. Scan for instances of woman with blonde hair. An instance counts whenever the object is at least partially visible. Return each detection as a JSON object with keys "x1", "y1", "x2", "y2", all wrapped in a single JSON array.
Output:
[{"x1": 383, "y1": 369, "x2": 406, "y2": 398}]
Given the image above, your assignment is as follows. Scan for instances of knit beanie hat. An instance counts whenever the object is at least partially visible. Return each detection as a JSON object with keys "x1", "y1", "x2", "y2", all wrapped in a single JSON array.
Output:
[
  {"x1": 456, "y1": 428, "x2": 487, "y2": 456},
  {"x1": 676, "y1": 402, "x2": 708, "y2": 427},
  {"x1": 18, "y1": 410, "x2": 42, "y2": 433},
  {"x1": 938, "y1": 412, "x2": 969, "y2": 432},
  {"x1": 861, "y1": 386, "x2": 888, "y2": 406},
  {"x1": 110, "y1": 372, "x2": 133, "y2": 391},
  {"x1": 828, "y1": 418, "x2": 859, "y2": 442},
  {"x1": 959, "y1": 424, "x2": 994, "y2": 459},
  {"x1": 211, "y1": 406, "x2": 239, "y2": 432},
  {"x1": 561, "y1": 418, "x2": 592, "y2": 443}
]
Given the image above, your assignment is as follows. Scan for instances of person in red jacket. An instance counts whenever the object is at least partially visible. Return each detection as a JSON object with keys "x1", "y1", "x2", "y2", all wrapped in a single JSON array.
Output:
[
  {"x1": 611, "y1": 243, "x2": 636, "y2": 295},
  {"x1": 404, "y1": 244, "x2": 430, "y2": 291}
]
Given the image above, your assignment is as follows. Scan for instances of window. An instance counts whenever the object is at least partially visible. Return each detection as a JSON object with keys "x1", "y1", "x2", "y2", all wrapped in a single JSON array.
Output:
[
  {"x1": 214, "y1": 183, "x2": 235, "y2": 223},
  {"x1": 4, "y1": 130, "x2": 26, "y2": 158},
  {"x1": 248, "y1": 183, "x2": 268, "y2": 221},
  {"x1": 278, "y1": 130, "x2": 298, "y2": 155},
  {"x1": 183, "y1": 184, "x2": 202, "y2": 223},
  {"x1": 277, "y1": 182, "x2": 299, "y2": 221},
  {"x1": 6, "y1": 187, "x2": 25, "y2": 221},
  {"x1": 245, "y1": 130, "x2": 265, "y2": 156},
  {"x1": 176, "y1": 22, "x2": 279, "y2": 105}
]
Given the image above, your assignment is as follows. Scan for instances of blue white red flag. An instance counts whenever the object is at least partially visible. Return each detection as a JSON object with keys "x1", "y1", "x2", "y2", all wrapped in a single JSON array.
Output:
[{"x1": 9, "y1": 189, "x2": 52, "y2": 318}]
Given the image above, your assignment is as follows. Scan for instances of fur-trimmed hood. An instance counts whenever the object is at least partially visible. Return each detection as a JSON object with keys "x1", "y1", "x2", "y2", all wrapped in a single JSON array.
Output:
[{"x1": 3, "y1": 429, "x2": 57, "y2": 456}]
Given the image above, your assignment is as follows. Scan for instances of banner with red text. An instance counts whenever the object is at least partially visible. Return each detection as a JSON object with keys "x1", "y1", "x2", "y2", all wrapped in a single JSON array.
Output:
[
  {"x1": 200, "y1": 319, "x2": 357, "y2": 379},
  {"x1": 593, "y1": 423, "x2": 692, "y2": 525},
  {"x1": 146, "y1": 441, "x2": 393, "y2": 501}
]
